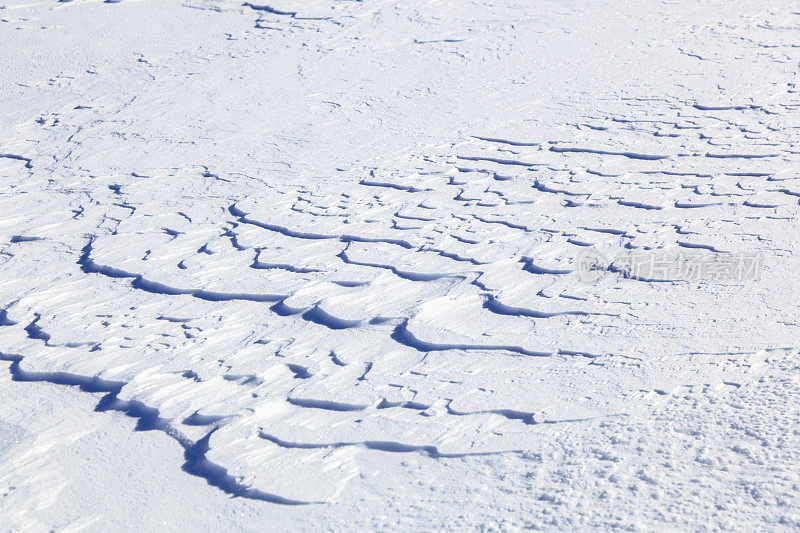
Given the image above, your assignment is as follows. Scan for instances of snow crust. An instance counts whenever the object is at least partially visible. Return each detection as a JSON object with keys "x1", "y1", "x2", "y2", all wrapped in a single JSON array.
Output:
[{"x1": 2, "y1": 0, "x2": 800, "y2": 529}]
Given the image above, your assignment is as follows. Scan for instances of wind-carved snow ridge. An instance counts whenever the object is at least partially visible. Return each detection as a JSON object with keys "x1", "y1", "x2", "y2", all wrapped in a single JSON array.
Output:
[
  {"x1": 3, "y1": 0, "x2": 800, "y2": 526},
  {"x1": 0, "y1": 352, "x2": 312, "y2": 505},
  {"x1": 0, "y1": 154, "x2": 33, "y2": 168},
  {"x1": 0, "y1": 312, "x2": 315, "y2": 504}
]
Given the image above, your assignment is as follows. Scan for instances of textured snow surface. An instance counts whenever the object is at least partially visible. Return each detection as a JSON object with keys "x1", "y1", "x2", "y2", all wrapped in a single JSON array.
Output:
[{"x1": 2, "y1": 0, "x2": 800, "y2": 530}]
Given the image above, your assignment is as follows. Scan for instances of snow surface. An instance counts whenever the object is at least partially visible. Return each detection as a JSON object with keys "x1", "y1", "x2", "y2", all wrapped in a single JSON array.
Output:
[{"x1": 2, "y1": 0, "x2": 800, "y2": 530}]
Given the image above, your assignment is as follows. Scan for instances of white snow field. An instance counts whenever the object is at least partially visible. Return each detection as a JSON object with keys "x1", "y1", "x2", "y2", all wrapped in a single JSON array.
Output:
[{"x1": 1, "y1": 0, "x2": 800, "y2": 530}]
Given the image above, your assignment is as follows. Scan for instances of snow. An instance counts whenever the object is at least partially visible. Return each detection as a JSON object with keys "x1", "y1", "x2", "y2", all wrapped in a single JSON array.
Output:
[{"x1": 1, "y1": 0, "x2": 800, "y2": 529}]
